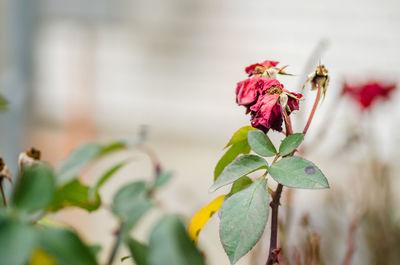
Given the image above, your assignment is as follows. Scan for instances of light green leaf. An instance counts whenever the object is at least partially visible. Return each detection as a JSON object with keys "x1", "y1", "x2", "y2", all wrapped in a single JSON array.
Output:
[
  {"x1": 247, "y1": 130, "x2": 276, "y2": 157},
  {"x1": 220, "y1": 178, "x2": 270, "y2": 264},
  {"x1": 148, "y1": 215, "x2": 205, "y2": 265},
  {"x1": 57, "y1": 141, "x2": 126, "y2": 185},
  {"x1": 214, "y1": 141, "x2": 251, "y2": 180},
  {"x1": 12, "y1": 164, "x2": 55, "y2": 213},
  {"x1": 112, "y1": 181, "x2": 152, "y2": 235},
  {"x1": 88, "y1": 162, "x2": 127, "y2": 200},
  {"x1": 229, "y1": 176, "x2": 253, "y2": 196},
  {"x1": 210, "y1": 155, "x2": 267, "y2": 192},
  {"x1": 127, "y1": 238, "x2": 149, "y2": 265},
  {"x1": 268, "y1": 156, "x2": 329, "y2": 189},
  {"x1": 37, "y1": 228, "x2": 97, "y2": 265},
  {"x1": 279, "y1": 133, "x2": 304, "y2": 156},
  {"x1": 0, "y1": 219, "x2": 36, "y2": 265},
  {"x1": 48, "y1": 179, "x2": 100, "y2": 212},
  {"x1": 225, "y1": 126, "x2": 256, "y2": 148},
  {"x1": 154, "y1": 171, "x2": 173, "y2": 188}
]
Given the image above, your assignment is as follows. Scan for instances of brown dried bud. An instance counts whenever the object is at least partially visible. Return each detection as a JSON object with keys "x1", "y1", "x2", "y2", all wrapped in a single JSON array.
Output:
[
  {"x1": 19, "y1": 147, "x2": 42, "y2": 169},
  {"x1": 0, "y1": 157, "x2": 12, "y2": 183},
  {"x1": 303, "y1": 65, "x2": 330, "y2": 98}
]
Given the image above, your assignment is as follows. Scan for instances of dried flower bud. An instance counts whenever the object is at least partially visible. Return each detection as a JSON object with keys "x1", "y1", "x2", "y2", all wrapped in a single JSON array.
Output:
[
  {"x1": 303, "y1": 65, "x2": 330, "y2": 98},
  {"x1": 19, "y1": 147, "x2": 41, "y2": 169},
  {"x1": 0, "y1": 157, "x2": 12, "y2": 183}
]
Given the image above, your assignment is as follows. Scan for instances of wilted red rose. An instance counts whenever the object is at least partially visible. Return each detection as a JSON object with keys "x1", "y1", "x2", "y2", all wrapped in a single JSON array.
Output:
[
  {"x1": 248, "y1": 79, "x2": 302, "y2": 133},
  {"x1": 342, "y1": 81, "x2": 396, "y2": 110},
  {"x1": 236, "y1": 76, "x2": 262, "y2": 106},
  {"x1": 245, "y1": 60, "x2": 279, "y2": 77}
]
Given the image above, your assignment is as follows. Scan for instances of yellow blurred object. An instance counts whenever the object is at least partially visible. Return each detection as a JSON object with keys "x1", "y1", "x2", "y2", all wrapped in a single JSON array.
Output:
[
  {"x1": 29, "y1": 249, "x2": 56, "y2": 265},
  {"x1": 188, "y1": 195, "x2": 226, "y2": 244},
  {"x1": 37, "y1": 217, "x2": 69, "y2": 228}
]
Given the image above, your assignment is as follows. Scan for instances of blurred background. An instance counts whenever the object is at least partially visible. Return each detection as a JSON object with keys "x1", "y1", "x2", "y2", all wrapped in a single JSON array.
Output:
[{"x1": 1, "y1": 0, "x2": 400, "y2": 264}]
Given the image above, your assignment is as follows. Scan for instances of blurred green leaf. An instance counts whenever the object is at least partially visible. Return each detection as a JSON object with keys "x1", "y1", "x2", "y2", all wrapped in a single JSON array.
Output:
[
  {"x1": 148, "y1": 215, "x2": 205, "y2": 265},
  {"x1": 210, "y1": 155, "x2": 267, "y2": 192},
  {"x1": 229, "y1": 176, "x2": 252, "y2": 196},
  {"x1": 0, "y1": 93, "x2": 8, "y2": 110},
  {"x1": 112, "y1": 181, "x2": 152, "y2": 236},
  {"x1": 214, "y1": 141, "x2": 251, "y2": 181},
  {"x1": 220, "y1": 178, "x2": 269, "y2": 264},
  {"x1": 121, "y1": 256, "x2": 131, "y2": 262},
  {"x1": 48, "y1": 179, "x2": 100, "y2": 212},
  {"x1": 225, "y1": 126, "x2": 256, "y2": 148},
  {"x1": 279, "y1": 133, "x2": 304, "y2": 156},
  {"x1": 88, "y1": 245, "x2": 101, "y2": 257},
  {"x1": 88, "y1": 162, "x2": 127, "y2": 200},
  {"x1": 0, "y1": 218, "x2": 36, "y2": 265},
  {"x1": 127, "y1": 238, "x2": 149, "y2": 265},
  {"x1": 12, "y1": 164, "x2": 55, "y2": 213},
  {"x1": 154, "y1": 171, "x2": 173, "y2": 188},
  {"x1": 268, "y1": 156, "x2": 329, "y2": 189},
  {"x1": 37, "y1": 227, "x2": 97, "y2": 265},
  {"x1": 57, "y1": 141, "x2": 126, "y2": 185},
  {"x1": 247, "y1": 130, "x2": 276, "y2": 157}
]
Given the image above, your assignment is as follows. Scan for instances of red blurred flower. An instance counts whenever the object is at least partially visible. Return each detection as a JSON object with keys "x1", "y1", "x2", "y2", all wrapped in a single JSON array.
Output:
[
  {"x1": 342, "y1": 81, "x2": 396, "y2": 110},
  {"x1": 245, "y1": 60, "x2": 279, "y2": 77},
  {"x1": 236, "y1": 76, "x2": 262, "y2": 106}
]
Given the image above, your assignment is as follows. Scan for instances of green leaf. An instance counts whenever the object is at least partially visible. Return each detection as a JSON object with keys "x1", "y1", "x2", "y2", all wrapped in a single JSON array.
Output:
[
  {"x1": 112, "y1": 181, "x2": 152, "y2": 236},
  {"x1": 220, "y1": 178, "x2": 270, "y2": 264},
  {"x1": 127, "y1": 238, "x2": 149, "y2": 265},
  {"x1": 209, "y1": 155, "x2": 267, "y2": 192},
  {"x1": 0, "y1": 219, "x2": 36, "y2": 265},
  {"x1": 37, "y1": 227, "x2": 97, "y2": 265},
  {"x1": 154, "y1": 171, "x2": 173, "y2": 188},
  {"x1": 229, "y1": 176, "x2": 252, "y2": 196},
  {"x1": 121, "y1": 256, "x2": 131, "y2": 262},
  {"x1": 148, "y1": 215, "x2": 205, "y2": 265},
  {"x1": 88, "y1": 162, "x2": 127, "y2": 200},
  {"x1": 225, "y1": 126, "x2": 255, "y2": 148},
  {"x1": 88, "y1": 245, "x2": 102, "y2": 257},
  {"x1": 247, "y1": 130, "x2": 276, "y2": 157},
  {"x1": 278, "y1": 133, "x2": 304, "y2": 156},
  {"x1": 48, "y1": 179, "x2": 101, "y2": 212},
  {"x1": 268, "y1": 156, "x2": 329, "y2": 189},
  {"x1": 12, "y1": 164, "x2": 55, "y2": 213},
  {"x1": 57, "y1": 143, "x2": 102, "y2": 185},
  {"x1": 214, "y1": 141, "x2": 251, "y2": 181},
  {"x1": 57, "y1": 141, "x2": 126, "y2": 185},
  {"x1": 0, "y1": 93, "x2": 8, "y2": 110}
]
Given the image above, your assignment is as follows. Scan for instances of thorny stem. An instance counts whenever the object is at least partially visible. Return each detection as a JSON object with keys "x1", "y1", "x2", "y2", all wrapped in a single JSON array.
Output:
[
  {"x1": 266, "y1": 109, "x2": 293, "y2": 265},
  {"x1": 303, "y1": 83, "x2": 322, "y2": 135}
]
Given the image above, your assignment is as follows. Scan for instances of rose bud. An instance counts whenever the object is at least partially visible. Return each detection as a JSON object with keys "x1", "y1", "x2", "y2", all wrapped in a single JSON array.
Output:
[
  {"x1": 19, "y1": 147, "x2": 41, "y2": 169},
  {"x1": 342, "y1": 81, "x2": 396, "y2": 110},
  {"x1": 0, "y1": 158, "x2": 12, "y2": 183},
  {"x1": 304, "y1": 65, "x2": 330, "y2": 98}
]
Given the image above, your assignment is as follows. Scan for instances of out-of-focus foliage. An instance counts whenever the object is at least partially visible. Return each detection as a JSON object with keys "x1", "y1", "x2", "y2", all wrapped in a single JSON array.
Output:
[{"x1": 0, "y1": 141, "x2": 205, "y2": 265}]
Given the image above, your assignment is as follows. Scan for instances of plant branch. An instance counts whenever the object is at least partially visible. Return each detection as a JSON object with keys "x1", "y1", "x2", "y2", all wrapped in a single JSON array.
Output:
[
  {"x1": 303, "y1": 84, "x2": 321, "y2": 135},
  {"x1": 266, "y1": 109, "x2": 293, "y2": 265},
  {"x1": 0, "y1": 179, "x2": 6, "y2": 207},
  {"x1": 107, "y1": 223, "x2": 124, "y2": 265},
  {"x1": 341, "y1": 215, "x2": 361, "y2": 265}
]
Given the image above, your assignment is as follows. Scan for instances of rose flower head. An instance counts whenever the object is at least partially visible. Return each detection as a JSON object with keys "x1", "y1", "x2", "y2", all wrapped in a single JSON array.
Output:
[
  {"x1": 342, "y1": 80, "x2": 396, "y2": 110},
  {"x1": 249, "y1": 78, "x2": 302, "y2": 133},
  {"x1": 245, "y1": 60, "x2": 279, "y2": 77}
]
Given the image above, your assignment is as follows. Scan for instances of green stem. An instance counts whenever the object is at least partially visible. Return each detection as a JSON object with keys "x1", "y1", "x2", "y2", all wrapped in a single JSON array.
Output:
[
  {"x1": 107, "y1": 223, "x2": 124, "y2": 265},
  {"x1": 0, "y1": 179, "x2": 6, "y2": 207}
]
